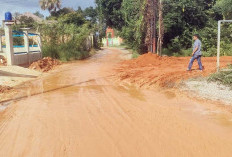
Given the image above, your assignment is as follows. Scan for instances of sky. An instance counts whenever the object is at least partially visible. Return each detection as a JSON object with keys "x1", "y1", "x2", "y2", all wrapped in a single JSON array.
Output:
[{"x1": 0, "y1": 0, "x2": 95, "y2": 21}]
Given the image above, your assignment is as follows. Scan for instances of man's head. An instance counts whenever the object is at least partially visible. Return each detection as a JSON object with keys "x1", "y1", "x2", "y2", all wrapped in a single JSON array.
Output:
[{"x1": 193, "y1": 34, "x2": 200, "y2": 40}]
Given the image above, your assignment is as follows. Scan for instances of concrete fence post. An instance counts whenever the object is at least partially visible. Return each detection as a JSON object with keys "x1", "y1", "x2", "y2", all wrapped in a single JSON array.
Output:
[
  {"x1": 37, "y1": 34, "x2": 42, "y2": 59},
  {"x1": 217, "y1": 21, "x2": 221, "y2": 72},
  {"x1": 22, "y1": 29, "x2": 30, "y2": 65},
  {"x1": 23, "y1": 30, "x2": 29, "y2": 53},
  {"x1": 4, "y1": 23, "x2": 14, "y2": 65}
]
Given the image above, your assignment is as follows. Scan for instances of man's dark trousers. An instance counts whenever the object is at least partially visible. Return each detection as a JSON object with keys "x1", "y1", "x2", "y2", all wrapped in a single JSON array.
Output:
[{"x1": 188, "y1": 55, "x2": 203, "y2": 70}]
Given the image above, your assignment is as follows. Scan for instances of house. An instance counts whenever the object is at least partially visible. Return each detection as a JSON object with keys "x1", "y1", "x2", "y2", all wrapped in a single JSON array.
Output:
[
  {"x1": 102, "y1": 27, "x2": 123, "y2": 47},
  {"x1": 17, "y1": 12, "x2": 43, "y2": 23}
]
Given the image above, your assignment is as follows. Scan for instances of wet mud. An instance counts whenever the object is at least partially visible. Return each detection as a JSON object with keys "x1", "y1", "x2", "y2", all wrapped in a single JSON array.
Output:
[{"x1": 0, "y1": 48, "x2": 232, "y2": 157}]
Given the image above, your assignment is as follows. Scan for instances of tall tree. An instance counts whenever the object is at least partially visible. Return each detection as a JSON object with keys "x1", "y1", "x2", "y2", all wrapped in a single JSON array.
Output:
[
  {"x1": 145, "y1": 0, "x2": 158, "y2": 53},
  {"x1": 157, "y1": 0, "x2": 164, "y2": 56},
  {"x1": 216, "y1": 0, "x2": 232, "y2": 19},
  {"x1": 120, "y1": 0, "x2": 147, "y2": 53},
  {"x1": 95, "y1": 0, "x2": 124, "y2": 30},
  {"x1": 34, "y1": 11, "x2": 45, "y2": 18},
  {"x1": 51, "y1": 7, "x2": 74, "y2": 17},
  {"x1": 162, "y1": 0, "x2": 217, "y2": 51},
  {"x1": 39, "y1": 0, "x2": 61, "y2": 13},
  {"x1": 84, "y1": 7, "x2": 98, "y2": 24},
  {"x1": 96, "y1": 0, "x2": 149, "y2": 53}
]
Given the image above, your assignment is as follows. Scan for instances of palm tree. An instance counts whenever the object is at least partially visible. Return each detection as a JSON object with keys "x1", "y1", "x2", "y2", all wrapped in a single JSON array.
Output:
[
  {"x1": 39, "y1": 0, "x2": 61, "y2": 13},
  {"x1": 145, "y1": 0, "x2": 158, "y2": 53}
]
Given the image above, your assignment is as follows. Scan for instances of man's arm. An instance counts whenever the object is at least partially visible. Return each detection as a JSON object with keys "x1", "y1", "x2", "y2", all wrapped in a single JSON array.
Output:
[
  {"x1": 192, "y1": 46, "x2": 199, "y2": 56},
  {"x1": 192, "y1": 40, "x2": 200, "y2": 56}
]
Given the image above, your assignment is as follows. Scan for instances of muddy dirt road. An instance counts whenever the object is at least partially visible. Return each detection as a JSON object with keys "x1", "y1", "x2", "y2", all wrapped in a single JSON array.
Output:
[{"x1": 0, "y1": 48, "x2": 232, "y2": 157}]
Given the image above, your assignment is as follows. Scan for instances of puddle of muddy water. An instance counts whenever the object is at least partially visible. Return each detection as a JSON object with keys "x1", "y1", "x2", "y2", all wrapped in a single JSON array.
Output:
[
  {"x1": 210, "y1": 113, "x2": 232, "y2": 127},
  {"x1": 115, "y1": 85, "x2": 146, "y2": 101},
  {"x1": 164, "y1": 91, "x2": 176, "y2": 99},
  {"x1": 81, "y1": 85, "x2": 104, "y2": 92},
  {"x1": 0, "y1": 101, "x2": 13, "y2": 112},
  {"x1": 182, "y1": 102, "x2": 232, "y2": 128}
]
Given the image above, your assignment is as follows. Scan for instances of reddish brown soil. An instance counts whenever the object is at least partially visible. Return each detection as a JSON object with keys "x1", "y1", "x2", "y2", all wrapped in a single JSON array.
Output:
[
  {"x1": 115, "y1": 52, "x2": 232, "y2": 87},
  {"x1": 1, "y1": 48, "x2": 232, "y2": 156},
  {"x1": 0, "y1": 56, "x2": 7, "y2": 66},
  {"x1": 0, "y1": 85, "x2": 12, "y2": 93},
  {"x1": 29, "y1": 57, "x2": 61, "y2": 72}
]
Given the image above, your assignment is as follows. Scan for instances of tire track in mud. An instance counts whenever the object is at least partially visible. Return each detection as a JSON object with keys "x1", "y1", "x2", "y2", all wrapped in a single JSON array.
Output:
[{"x1": 79, "y1": 79, "x2": 154, "y2": 156}]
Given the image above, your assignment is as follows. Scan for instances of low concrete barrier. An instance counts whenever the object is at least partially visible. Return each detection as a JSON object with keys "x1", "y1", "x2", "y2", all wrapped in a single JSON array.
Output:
[
  {"x1": 0, "y1": 26, "x2": 42, "y2": 66},
  {"x1": 0, "y1": 47, "x2": 42, "y2": 66}
]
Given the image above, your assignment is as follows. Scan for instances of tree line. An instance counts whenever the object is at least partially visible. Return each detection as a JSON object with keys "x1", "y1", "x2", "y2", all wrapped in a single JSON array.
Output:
[
  {"x1": 14, "y1": 0, "x2": 231, "y2": 58},
  {"x1": 96, "y1": 0, "x2": 232, "y2": 56}
]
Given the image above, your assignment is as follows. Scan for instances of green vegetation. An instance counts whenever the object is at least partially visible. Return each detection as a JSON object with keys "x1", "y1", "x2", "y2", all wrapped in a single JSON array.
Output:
[
  {"x1": 40, "y1": 22, "x2": 93, "y2": 61},
  {"x1": 39, "y1": 9, "x2": 99, "y2": 61},
  {"x1": 40, "y1": 0, "x2": 61, "y2": 13},
  {"x1": 96, "y1": 0, "x2": 147, "y2": 54},
  {"x1": 34, "y1": 11, "x2": 45, "y2": 19},
  {"x1": 208, "y1": 65, "x2": 232, "y2": 87},
  {"x1": 9, "y1": 0, "x2": 232, "y2": 61},
  {"x1": 96, "y1": 0, "x2": 232, "y2": 56},
  {"x1": 216, "y1": 0, "x2": 232, "y2": 19},
  {"x1": 12, "y1": 4, "x2": 99, "y2": 62},
  {"x1": 132, "y1": 51, "x2": 140, "y2": 59}
]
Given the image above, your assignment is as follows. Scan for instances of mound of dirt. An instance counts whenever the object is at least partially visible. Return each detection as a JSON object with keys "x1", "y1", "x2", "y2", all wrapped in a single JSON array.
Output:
[
  {"x1": 134, "y1": 52, "x2": 161, "y2": 66},
  {"x1": 0, "y1": 56, "x2": 7, "y2": 66},
  {"x1": 0, "y1": 85, "x2": 12, "y2": 93},
  {"x1": 115, "y1": 53, "x2": 232, "y2": 88},
  {"x1": 29, "y1": 57, "x2": 61, "y2": 72}
]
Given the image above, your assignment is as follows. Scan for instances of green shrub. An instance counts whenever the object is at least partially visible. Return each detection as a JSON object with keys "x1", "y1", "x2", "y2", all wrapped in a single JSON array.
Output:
[
  {"x1": 172, "y1": 48, "x2": 192, "y2": 57},
  {"x1": 221, "y1": 42, "x2": 232, "y2": 56},
  {"x1": 162, "y1": 48, "x2": 172, "y2": 56},
  {"x1": 40, "y1": 17, "x2": 93, "y2": 61},
  {"x1": 13, "y1": 37, "x2": 24, "y2": 46},
  {"x1": 203, "y1": 47, "x2": 217, "y2": 57},
  {"x1": 208, "y1": 65, "x2": 232, "y2": 87},
  {"x1": 132, "y1": 51, "x2": 140, "y2": 58},
  {"x1": 42, "y1": 39, "x2": 91, "y2": 62}
]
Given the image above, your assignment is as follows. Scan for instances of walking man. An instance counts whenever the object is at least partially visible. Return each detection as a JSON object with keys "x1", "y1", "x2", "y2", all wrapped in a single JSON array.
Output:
[{"x1": 187, "y1": 34, "x2": 203, "y2": 71}]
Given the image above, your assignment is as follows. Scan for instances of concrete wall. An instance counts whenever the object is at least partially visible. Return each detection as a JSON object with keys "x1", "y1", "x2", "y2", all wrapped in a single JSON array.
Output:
[
  {"x1": 0, "y1": 47, "x2": 42, "y2": 65},
  {"x1": 102, "y1": 37, "x2": 123, "y2": 47},
  {"x1": 14, "y1": 52, "x2": 42, "y2": 65},
  {"x1": 0, "y1": 26, "x2": 42, "y2": 66}
]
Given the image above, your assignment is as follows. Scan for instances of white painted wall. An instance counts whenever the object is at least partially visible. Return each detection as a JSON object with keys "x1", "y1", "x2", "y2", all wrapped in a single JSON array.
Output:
[{"x1": 0, "y1": 47, "x2": 42, "y2": 65}]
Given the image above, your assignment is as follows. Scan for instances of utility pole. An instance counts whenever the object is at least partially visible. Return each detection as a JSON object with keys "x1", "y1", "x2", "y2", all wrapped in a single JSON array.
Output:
[{"x1": 216, "y1": 20, "x2": 232, "y2": 72}]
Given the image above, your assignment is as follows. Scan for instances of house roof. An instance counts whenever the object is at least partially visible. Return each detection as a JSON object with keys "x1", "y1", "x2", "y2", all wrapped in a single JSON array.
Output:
[{"x1": 18, "y1": 12, "x2": 43, "y2": 23}]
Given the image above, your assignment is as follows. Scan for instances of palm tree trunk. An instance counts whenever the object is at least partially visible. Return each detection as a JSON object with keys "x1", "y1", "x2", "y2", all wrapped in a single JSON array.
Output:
[{"x1": 157, "y1": 0, "x2": 164, "y2": 56}]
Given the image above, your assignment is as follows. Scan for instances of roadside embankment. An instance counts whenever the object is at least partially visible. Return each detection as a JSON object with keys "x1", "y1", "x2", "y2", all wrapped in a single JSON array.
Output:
[
  {"x1": 0, "y1": 57, "x2": 61, "y2": 93},
  {"x1": 29, "y1": 57, "x2": 61, "y2": 72},
  {"x1": 0, "y1": 66, "x2": 41, "y2": 94},
  {"x1": 114, "y1": 52, "x2": 232, "y2": 88}
]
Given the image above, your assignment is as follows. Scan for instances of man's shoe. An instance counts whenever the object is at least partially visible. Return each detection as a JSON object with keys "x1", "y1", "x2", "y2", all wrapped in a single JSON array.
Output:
[{"x1": 187, "y1": 68, "x2": 191, "y2": 71}]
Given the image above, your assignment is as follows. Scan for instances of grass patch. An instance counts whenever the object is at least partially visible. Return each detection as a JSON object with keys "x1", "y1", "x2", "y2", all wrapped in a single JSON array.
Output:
[
  {"x1": 132, "y1": 51, "x2": 140, "y2": 59},
  {"x1": 42, "y1": 41, "x2": 91, "y2": 62},
  {"x1": 208, "y1": 65, "x2": 232, "y2": 88}
]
